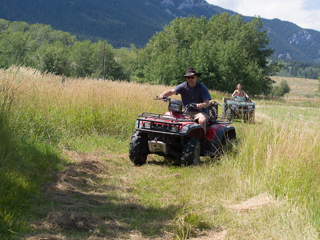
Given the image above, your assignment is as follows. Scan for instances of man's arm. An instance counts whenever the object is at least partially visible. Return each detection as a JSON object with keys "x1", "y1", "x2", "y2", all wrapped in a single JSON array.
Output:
[
  {"x1": 196, "y1": 84, "x2": 211, "y2": 109},
  {"x1": 196, "y1": 99, "x2": 210, "y2": 109},
  {"x1": 158, "y1": 89, "x2": 177, "y2": 99}
]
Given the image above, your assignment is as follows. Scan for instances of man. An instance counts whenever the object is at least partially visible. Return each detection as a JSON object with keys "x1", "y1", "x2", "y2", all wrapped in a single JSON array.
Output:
[{"x1": 158, "y1": 67, "x2": 211, "y2": 133}]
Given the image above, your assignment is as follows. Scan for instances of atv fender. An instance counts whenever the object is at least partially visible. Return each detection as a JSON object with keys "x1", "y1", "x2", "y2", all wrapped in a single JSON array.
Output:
[
  {"x1": 180, "y1": 123, "x2": 205, "y2": 138},
  {"x1": 205, "y1": 125, "x2": 236, "y2": 156},
  {"x1": 206, "y1": 124, "x2": 235, "y2": 141}
]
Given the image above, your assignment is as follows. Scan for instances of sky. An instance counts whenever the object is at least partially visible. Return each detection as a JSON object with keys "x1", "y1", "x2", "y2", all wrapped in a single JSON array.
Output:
[{"x1": 206, "y1": 0, "x2": 320, "y2": 32}]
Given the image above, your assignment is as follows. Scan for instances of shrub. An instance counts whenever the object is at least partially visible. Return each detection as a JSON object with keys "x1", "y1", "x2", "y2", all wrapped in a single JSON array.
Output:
[{"x1": 272, "y1": 80, "x2": 291, "y2": 96}]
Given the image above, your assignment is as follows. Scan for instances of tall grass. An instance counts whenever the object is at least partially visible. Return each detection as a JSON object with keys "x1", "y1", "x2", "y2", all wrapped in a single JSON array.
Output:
[
  {"x1": 1, "y1": 66, "x2": 320, "y2": 238},
  {"x1": 2, "y1": 67, "x2": 226, "y2": 147},
  {"x1": 4, "y1": 68, "x2": 166, "y2": 142},
  {"x1": 237, "y1": 105, "x2": 320, "y2": 226},
  {"x1": 0, "y1": 68, "x2": 65, "y2": 237}
]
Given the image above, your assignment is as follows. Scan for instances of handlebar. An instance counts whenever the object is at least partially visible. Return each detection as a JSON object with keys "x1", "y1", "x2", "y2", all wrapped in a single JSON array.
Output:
[
  {"x1": 155, "y1": 96, "x2": 171, "y2": 102},
  {"x1": 210, "y1": 100, "x2": 221, "y2": 106}
]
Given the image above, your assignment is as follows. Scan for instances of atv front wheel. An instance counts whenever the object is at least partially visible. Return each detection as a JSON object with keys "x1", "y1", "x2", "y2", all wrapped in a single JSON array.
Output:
[
  {"x1": 248, "y1": 111, "x2": 255, "y2": 124},
  {"x1": 129, "y1": 131, "x2": 148, "y2": 166},
  {"x1": 181, "y1": 137, "x2": 201, "y2": 166},
  {"x1": 225, "y1": 109, "x2": 232, "y2": 121},
  {"x1": 244, "y1": 111, "x2": 255, "y2": 124},
  {"x1": 221, "y1": 136, "x2": 233, "y2": 153}
]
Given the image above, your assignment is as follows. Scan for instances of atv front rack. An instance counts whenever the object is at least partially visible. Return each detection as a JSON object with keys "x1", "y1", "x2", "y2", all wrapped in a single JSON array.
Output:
[
  {"x1": 136, "y1": 112, "x2": 195, "y2": 135},
  {"x1": 138, "y1": 112, "x2": 195, "y2": 122}
]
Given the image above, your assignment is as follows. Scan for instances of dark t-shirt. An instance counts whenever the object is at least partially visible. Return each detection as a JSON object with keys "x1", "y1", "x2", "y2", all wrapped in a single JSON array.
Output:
[{"x1": 174, "y1": 81, "x2": 211, "y2": 113}]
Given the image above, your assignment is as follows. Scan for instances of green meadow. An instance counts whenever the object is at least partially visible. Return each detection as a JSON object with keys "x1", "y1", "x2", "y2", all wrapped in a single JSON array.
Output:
[{"x1": 1, "y1": 67, "x2": 320, "y2": 239}]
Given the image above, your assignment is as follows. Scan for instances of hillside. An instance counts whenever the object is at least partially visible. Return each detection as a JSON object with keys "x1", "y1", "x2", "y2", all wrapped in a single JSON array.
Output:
[
  {"x1": 271, "y1": 76, "x2": 319, "y2": 97},
  {"x1": 1, "y1": 0, "x2": 320, "y2": 63}
]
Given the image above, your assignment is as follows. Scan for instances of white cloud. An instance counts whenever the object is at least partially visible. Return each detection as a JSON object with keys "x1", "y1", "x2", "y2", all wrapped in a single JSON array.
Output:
[{"x1": 205, "y1": 0, "x2": 320, "y2": 31}]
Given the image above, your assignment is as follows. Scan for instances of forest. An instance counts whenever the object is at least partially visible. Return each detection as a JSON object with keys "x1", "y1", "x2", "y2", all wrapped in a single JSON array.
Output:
[
  {"x1": 275, "y1": 60, "x2": 320, "y2": 79},
  {"x1": 0, "y1": 13, "x2": 285, "y2": 95}
]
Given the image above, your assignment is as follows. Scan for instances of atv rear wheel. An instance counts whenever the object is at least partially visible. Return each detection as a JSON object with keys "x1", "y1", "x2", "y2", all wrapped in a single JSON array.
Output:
[
  {"x1": 181, "y1": 137, "x2": 201, "y2": 166},
  {"x1": 129, "y1": 131, "x2": 148, "y2": 166}
]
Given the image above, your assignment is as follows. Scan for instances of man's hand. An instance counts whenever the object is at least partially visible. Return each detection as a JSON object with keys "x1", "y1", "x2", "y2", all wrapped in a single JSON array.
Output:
[
  {"x1": 157, "y1": 94, "x2": 164, "y2": 99},
  {"x1": 196, "y1": 103, "x2": 204, "y2": 109},
  {"x1": 158, "y1": 89, "x2": 176, "y2": 99}
]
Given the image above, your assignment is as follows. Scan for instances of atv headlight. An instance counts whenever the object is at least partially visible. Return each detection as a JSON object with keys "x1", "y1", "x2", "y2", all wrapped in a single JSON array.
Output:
[{"x1": 144, "y1": 122, "x2": 151, "y2": 128}]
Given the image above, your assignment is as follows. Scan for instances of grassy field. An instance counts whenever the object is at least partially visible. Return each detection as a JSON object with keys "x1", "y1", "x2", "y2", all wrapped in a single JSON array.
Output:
[
  {"x1": 1, "y1": 67, "x2": 320, "y2": 239},
  {"x1": 271, "y1": 76, "x2": 319, "y2": 98}
]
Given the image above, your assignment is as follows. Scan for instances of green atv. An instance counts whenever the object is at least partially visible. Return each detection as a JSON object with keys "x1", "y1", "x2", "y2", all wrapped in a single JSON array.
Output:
[{"x1": 222, "y1": 96, "x2": 255, "y2": 123}]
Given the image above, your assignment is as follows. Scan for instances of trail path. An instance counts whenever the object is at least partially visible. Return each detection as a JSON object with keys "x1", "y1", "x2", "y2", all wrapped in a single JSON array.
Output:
[{"x1": 24, "y1": 152, "x2": 274, "y2": 240}]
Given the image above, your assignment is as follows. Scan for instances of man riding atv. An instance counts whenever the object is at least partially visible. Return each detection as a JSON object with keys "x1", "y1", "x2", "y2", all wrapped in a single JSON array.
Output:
[
  {"x1": 129, "y1": 67, "x2": 236, "y2": 166},
  {"x1": 158, "y1": 67, "x2": 211, "y2": 132}
]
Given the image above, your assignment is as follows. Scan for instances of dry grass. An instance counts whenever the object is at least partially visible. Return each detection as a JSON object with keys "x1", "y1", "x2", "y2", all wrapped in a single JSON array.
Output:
[
  {"x1": 271, "y1": 76, "x2": 319, "y2": 97},
  {"x1": 226, "y1": 193, "x2": 274, "y2": 212}
]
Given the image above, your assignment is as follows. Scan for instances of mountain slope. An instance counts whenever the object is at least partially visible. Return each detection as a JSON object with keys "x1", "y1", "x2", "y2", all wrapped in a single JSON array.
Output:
[
  {"x1": 1, "y1": 0, "x2": 320, "y2": 63},
  {"x1": 0, "y1": 0, "x2": 234, "y2": 47},
  {"x1": 261, "y1": 18, "x2": 320, "y2": 62}
]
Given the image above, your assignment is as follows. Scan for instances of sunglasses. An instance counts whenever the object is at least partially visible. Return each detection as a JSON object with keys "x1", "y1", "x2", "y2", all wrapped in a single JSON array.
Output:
[{"x1": 186, "y1": 76, "x2": 195, "y2": 79}]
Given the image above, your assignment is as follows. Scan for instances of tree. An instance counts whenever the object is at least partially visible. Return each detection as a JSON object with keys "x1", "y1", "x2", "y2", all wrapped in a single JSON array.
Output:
[
  {"x1": 70, "y1": 40, "x2": 93, "y2": 77},
  {"x1": 0, "y1": 21, "x2": 33, "y2": 68},
  {"x1": 36, "y1": 42, "x2": 70, "y2": 76},
  {"x1": 272, "y1": 80, "x2": 291, "y2": 96},
  {"x1": 132, "y1": 14, "x2": 281, "y2": 95},
  {"x1": 90, "y1": 40, "x2": 126, "y2": 80},
  {"x1": 114, "y1": 46, "x2": 137, "y2": 80}
]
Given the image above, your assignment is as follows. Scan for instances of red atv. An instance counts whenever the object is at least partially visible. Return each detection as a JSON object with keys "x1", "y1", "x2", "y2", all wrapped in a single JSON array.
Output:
[{"x1": 129, "y1": 97, "x2": 236, "y2": 166}]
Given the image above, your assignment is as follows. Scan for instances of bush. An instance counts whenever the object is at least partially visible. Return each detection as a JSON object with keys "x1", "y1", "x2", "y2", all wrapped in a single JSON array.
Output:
[{"x1": 272, "y1": 80, "x2": 291, "y2": 96}]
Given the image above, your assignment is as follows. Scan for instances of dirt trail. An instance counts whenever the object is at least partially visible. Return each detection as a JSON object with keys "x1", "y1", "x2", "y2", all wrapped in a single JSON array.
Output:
[
  {"x1": 23, "y1": 152, "x2": 273, "y2": 240},
  {"x1": 25, "y1": 152, "x2": 185, "y2": 240},
  {"x1": 25, "y1": 152, "x2": 135, "y2": 240}
]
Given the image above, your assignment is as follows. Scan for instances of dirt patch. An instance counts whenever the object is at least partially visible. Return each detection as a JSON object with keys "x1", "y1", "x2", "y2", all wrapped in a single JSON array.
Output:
[
  {"x1": 43, "y1": 153, "x2": 113, "y2": 199},
  {"x1": 27, "y1": 151, "x2": 175, "y2": 240},
  {"x1": 29, "y1": 152, "x2": 132, "y2": 239},
  {"x1": 24, "y1": 234, "x2": 67, "y2": 240},
  {"x1": 129, "y1": 230, "x2": 173, "y2": 240},
  {"x1": 226, "y1": 193, "x2": 274, "y2": 212},
  {"x1": 190, "y1": 230, "x2": 228, "y2": 240}
]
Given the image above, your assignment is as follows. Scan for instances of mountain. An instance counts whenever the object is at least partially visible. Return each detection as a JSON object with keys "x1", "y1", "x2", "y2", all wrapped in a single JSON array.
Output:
[
  {"x1": 1, "y1": 0, "x2": 320, "y2": 63},
  {"x1": 260, "y1": 18, "x2": 320, "y2": 63}
]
